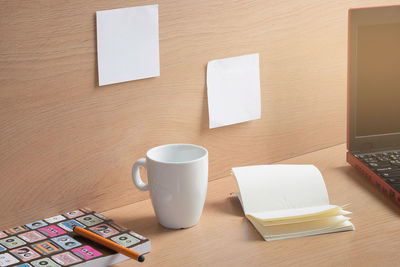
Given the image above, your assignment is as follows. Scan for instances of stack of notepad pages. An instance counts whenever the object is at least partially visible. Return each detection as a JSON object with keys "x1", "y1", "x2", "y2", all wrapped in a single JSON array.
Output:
[{"x1": 232, "y1": 164, "x2": 355, "y2": 241}]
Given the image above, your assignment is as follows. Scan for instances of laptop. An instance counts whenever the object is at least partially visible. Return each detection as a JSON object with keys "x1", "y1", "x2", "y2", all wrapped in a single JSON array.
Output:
[{"x1": 347, "y1": 5, "x2": 400, "y2": 207}]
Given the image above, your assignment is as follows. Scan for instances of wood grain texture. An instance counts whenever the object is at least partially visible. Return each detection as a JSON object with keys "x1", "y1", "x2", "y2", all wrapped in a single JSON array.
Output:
[
  {"x1": 106, "y1": 144, "x2": 400, "y2": 267},
  {"x1": 1, "y1": 0, "x2": 399, "y2": 228}
]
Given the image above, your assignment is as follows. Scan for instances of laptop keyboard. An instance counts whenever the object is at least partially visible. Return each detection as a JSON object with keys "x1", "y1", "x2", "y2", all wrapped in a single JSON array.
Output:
[{"x1": 355, "y1": 151, "x2": 400, "y2": 193}]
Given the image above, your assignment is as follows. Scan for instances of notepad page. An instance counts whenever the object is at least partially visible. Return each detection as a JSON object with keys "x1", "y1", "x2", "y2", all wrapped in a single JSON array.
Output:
[
  {"x1": 235, "y1": 193, "x2": 349, "y2": 223},
  {"x1": 259, "y1": 208, "x2": 352, "y2": 226},
  {"x1": 248, "y1": 216, "x2": 354, "y2": 241},
  {"x1": 252, "y1": 215, "x2": 350, "y2": 236},
  {"x1": 249, "y1": 205, "x2": 340, "y2": 221},
  {"x1": 232, "y1": 165, "x2": 330, "y2": 218},
  {"x1": 263, "y1": 222, "x2": 355, "y2": 241}
]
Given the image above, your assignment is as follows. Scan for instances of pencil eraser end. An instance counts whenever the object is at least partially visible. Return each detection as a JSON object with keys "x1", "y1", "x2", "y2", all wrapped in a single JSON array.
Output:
[{"x1": 138, "y1": 255, "x2": 145, "y2": 262}]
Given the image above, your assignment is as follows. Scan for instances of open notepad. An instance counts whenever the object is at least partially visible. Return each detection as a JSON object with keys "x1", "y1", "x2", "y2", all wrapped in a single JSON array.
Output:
[{"x1": 232, "y1": 165, "x2": 355, "y2": 241}]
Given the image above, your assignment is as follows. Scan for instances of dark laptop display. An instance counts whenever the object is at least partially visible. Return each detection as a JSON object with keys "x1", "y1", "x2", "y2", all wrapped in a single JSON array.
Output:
[
  {"x1": 347, "y1": 5, "x2": 400, "y2": 206},
  {"x1": 356, "y1": 23, "x2": 400, "y2": 137}
]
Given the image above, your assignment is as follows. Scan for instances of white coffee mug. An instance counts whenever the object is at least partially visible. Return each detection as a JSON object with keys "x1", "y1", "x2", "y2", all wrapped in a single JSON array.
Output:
[{"x1": 132, "y1": 144, "x2": 208, "y2": 229}]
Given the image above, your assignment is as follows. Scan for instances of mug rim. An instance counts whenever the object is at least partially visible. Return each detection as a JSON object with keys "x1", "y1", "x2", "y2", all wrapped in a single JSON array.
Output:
[{"x1": 146, "y1": 143, "x2": 208, "y2": 164}]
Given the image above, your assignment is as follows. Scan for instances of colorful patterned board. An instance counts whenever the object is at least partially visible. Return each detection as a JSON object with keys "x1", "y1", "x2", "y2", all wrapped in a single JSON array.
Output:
[{"x1": 0, "y1": 208, "x2": 150, "y2": 267}]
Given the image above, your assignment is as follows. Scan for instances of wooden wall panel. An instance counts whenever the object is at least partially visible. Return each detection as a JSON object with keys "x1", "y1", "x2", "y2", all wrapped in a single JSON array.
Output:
[{"x1": 0, "y1": 0, "x2": 398, "y2": 228}]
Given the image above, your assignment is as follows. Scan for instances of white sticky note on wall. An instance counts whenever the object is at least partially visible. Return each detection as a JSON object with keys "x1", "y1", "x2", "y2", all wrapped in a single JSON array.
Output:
[
  {"x1": 96, "y1": 5, "x2": 160, "y2": 86},
  {"x1": 207, "y1": 53, "x2": 261, "y2": 128}
]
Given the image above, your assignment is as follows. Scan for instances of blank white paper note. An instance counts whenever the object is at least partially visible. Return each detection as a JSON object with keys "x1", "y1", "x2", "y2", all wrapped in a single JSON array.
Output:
[
  {"x1": 207, "y1": 53, "x2": 261, "y2": 128},
  {"x1": 232, "y1": 165, "x2": 330, "y2": 218},
  {"x1": 96, "y1": 5, "x2": 160, "y2": 86}
]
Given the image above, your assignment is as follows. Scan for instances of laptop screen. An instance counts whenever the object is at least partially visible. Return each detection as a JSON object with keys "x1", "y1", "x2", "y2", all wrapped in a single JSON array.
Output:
[
  {"x1": 356, "y1": 23, "x2": 400, "y2": 137},
  {"x1": 349, "y1": 6, "x2": 400, "y2": 151}
]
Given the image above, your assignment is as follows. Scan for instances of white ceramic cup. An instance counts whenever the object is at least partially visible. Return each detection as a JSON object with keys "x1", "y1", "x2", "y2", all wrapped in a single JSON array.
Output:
[{"x1": 132, "y1": 144, "x2": 208, "y2": 229}]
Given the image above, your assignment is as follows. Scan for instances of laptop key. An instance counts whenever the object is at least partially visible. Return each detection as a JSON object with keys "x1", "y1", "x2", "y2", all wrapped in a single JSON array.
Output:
[
  {"x1": 376, "y1": 167, "x2": 400, "y2": 173},
  {"x1": 383, "y1": 177, "x2": 400, "y2": 184},
  {"x1": 377, "y1": 157, "x2": 390, "y2": 161},
  {"x1": 381, "y1": 173, "x2": 393, "y2": 178},
  {"x1": 368, "y1": 162, "x2": 391, "y2": 168},
  {"x1": 380, "y1": 171, "x2": 400, "y2": 178}
]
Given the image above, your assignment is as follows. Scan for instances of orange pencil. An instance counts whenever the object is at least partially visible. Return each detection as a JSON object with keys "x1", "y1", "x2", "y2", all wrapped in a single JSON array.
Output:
[{"x1": 73, "y1": 226, "x2": 145, "y2": 262}]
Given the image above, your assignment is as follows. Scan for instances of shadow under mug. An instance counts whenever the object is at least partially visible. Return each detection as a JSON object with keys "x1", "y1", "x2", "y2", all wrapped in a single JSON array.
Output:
[{"x1": 132, "y1": 144, "x2": 208, "y2": 229}]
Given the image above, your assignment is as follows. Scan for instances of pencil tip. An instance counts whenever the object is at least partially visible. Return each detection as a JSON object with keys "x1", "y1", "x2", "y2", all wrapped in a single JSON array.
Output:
[{"x1": 138, "y1": 255, "x2": 145, "y2": 262}]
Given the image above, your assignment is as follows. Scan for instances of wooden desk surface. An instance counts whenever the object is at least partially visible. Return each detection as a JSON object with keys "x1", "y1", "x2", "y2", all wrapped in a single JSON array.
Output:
[{"x1": 104, "y1": 144, "x2": 400, "y2": 266}]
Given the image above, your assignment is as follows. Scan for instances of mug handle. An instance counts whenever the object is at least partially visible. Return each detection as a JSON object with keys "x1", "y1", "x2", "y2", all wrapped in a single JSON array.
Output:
[{"x1": 132, "y1": 158, "x2": 149, "y2": 191}]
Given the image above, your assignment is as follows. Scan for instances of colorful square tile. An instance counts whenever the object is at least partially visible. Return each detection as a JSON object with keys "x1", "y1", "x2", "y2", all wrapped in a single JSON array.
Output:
[
  {"x1": 111, "y1": 233, "x2": 140, "y2": 247},
  {"x1": 16, "y1": 263, "x2": 32, "y2": 267},
  {"x1": 0, "y1": 231, "x2": 8, "y2": 238},
  {"x1": 57, "y1": 220, "x2": 85, "y2": 232},
  {"x1": 45, "y1": 215, "x2": 66, "y2": 224},
  {"x1": 0, "y1": 252, "x2": 20, "y2": 266},
  {"x1": 51, "y1": 235, "x2": 81, "y2": 250},
  {"x1": 38, "y1": 226, "x2": 66, "y2": 237},
  {"x1": 26, "y1": 220, "x2": 48, "y2": 230},
  {"x1": 63, "y1": 210, "x2": 84, "y2": 219},
  {"x1": 89, "y1": 224, "x2": 119, "y2": 238},
  {"x1": 18, "y1": 230, "x2": 47, "y2": 243},
  {"x1": 76, "y1": 215, "x2": 103, "y2": 227},
  {"x1": 51, "y1": 252, "x2": 82, "y2": 266},
  {"x1": 10, "y1": 246, "x2": 41, "y2": 262},
  {"x1": 5, "y1": 226, "x2": 29, "y2": 235},
  {"x1": 0, "y1": 236, "x2": 26, "y2": 249},
  {"x1": 72, "y1": 245, "x2": 102, "y2": 260},
  {"x1": 31, "y1": 258, "x2": 60, "y2": 267},
  {"x1": 0, "y1": 244, "x2": 6, "y2": 252},
  {"x1": 31, "y1": 241, "x2": 62, "y2": 255}
]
